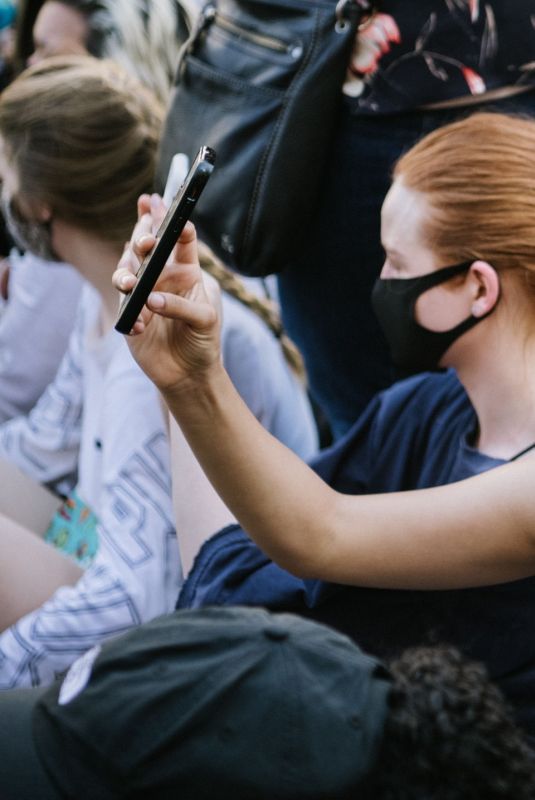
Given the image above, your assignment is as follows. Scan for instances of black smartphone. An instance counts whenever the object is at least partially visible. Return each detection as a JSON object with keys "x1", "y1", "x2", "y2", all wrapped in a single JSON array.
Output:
[{"x1": 115, "y1": 145, "x2": 216, "y2": 334}]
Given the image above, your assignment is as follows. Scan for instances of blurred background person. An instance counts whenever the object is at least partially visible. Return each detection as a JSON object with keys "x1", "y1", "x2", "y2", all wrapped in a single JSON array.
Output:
[
  {"x1": 0, "y1": 0, "x2": 196, "y2": 424},
  {"x1": 0, "y1": 54, "x2": 316, "y2": 689}
]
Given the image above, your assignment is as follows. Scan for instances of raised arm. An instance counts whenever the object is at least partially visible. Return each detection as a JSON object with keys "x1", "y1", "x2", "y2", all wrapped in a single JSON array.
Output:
[{"x1": 113, "y1": 201, "x2": 535, "y2": 590}]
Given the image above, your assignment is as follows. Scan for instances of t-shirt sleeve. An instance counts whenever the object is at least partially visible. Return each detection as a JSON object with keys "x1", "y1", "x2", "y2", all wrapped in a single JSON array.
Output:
[
  {"x1": 177, "y1": 525, "x2": 309, "y2": 612},
  {"x1": 220, "y1": 294, "x2": 319, "y2": 460},
  {"x1": 0, "y1": 303, "x2": 85, "y2": 494},
  {"x1": 0, "y1": 251, "x2": 84, "y2": 424}
]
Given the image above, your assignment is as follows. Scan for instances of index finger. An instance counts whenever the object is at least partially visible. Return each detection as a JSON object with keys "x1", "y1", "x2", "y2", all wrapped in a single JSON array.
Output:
[{"x1": 172, "y1": 221, "x2": 199, "y2": 267}]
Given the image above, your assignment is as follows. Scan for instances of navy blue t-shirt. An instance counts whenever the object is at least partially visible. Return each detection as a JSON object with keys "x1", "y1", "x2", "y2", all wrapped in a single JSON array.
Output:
[{"x1": 178, "y1": 370, "x2": 535, "y2": 739}]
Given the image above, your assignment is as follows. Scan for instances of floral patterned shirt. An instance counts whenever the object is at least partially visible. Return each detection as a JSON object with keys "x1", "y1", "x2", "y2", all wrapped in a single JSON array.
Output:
[{"x1": 344, "y1": 0, "x2": 535, "y2": 114}]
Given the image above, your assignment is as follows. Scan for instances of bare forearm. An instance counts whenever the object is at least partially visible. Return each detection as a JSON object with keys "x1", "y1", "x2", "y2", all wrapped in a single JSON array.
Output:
[
  {"x1": 116, "y1": 217, "x2": 535, "y2": 591},
  {"x1": 165, "y1": 367, "x2": 535, "y2": 589},
  {"x1": 163, "y1": 363, "x2": 338, "y2": 575},
  {"x1": 328, "y1": 463, "x2": 535, "y2": 589}
]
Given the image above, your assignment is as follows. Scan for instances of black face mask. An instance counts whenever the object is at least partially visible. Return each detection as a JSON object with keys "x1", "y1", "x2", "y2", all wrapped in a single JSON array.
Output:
[{"x1": 371, "y1": 261, "x2": 497, "y2": 373}]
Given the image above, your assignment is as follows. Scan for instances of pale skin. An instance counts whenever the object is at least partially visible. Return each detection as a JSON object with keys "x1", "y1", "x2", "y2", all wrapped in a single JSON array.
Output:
[
  {"x1": 112, "y1": 185, "x2": 535, "y2": 591},
  {"x1": 0, "y1": 511, "x2": 82, "y2": 630},
  {"x1": 28, "y1": 1, "x2": 89, "y2": 66}
]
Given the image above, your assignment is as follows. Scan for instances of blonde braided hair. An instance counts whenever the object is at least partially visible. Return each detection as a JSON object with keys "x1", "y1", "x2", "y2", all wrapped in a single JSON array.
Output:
[{"x1": 197, "y1": 241, "x2": 306, "y2": 382}]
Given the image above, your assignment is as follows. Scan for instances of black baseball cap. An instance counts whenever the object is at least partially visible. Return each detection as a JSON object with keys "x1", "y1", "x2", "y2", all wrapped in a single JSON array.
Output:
[{"x1": 0, "y1": 606, "x2": 391, "y2": 799}]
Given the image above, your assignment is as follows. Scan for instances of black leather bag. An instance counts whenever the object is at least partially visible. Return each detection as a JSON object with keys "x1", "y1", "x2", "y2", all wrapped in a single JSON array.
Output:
[{"x1": 156, "y1": 0, "x2": 371, "y2": 277}]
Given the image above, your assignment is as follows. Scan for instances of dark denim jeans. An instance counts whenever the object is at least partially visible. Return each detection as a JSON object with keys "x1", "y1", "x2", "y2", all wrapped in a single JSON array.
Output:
[{"x1": 278, "y1": 91, "x2": 535, "y2": 439}]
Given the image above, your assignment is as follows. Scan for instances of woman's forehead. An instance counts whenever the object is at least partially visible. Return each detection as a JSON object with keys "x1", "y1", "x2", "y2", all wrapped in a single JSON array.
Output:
[{"x1": 381, "y1": 180, "x2": 430, "y2": 253}]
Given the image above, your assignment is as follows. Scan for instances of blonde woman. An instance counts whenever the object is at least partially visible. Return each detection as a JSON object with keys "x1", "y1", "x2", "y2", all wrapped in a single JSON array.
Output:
[
  {"x1": 0, "y1": 0, "x2": 194, "y2": 424},
  {"x1": 0, "y1": 56, "x2": 317, "y2": 688},
  {"x1": 116, "y1": 112, "x2": 535, "y2": 740}
]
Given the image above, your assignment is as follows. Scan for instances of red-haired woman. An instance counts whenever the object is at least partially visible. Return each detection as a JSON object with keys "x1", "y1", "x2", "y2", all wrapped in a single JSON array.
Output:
[
  {"x1": 275, "y1": 0, "x2": 535, "y2": 439},
  {"x1": 115, "y1": 111, "x2": 535, "y2": 742}
]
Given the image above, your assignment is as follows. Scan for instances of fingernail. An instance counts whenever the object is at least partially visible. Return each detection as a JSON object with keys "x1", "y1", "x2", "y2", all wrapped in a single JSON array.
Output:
[
  {"x1": 137, "y1": 234, "x2": 153, "y2": 247},
  {"x1": 149, "y1": 292, "x2": 164, "y2": 309},
  {"x1": 150, "y1": 193, "x2": 160, "y2": 209},
  {"x1": 119, "y1": 275, "x2": 131, "y2": 289}
]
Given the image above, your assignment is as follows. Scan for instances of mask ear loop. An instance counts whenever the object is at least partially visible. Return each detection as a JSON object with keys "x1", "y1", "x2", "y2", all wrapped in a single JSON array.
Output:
[
  {"x1": 414, "y1": 260, "x2": 476, "y2": 294},
  {"x1": 416, "y1": 261, "x2": 501, "y2": 340},
  {"x1": 403, "y1": 260, "x2": 475, "y2": 327}
]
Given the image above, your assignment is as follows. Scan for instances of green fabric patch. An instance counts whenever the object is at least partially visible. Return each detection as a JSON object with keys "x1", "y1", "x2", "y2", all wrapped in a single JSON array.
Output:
[{"x1": 45, "y1": 490, "x2": 99, "y2": 567}]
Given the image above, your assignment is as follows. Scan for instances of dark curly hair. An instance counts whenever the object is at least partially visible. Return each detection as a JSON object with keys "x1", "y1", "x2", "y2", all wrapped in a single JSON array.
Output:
[{"x1": 365, "y1": 646, "x2": 535, "y2": 799}]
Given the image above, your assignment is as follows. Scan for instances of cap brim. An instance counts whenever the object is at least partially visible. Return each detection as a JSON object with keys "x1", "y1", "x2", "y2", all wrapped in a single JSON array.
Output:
[{"x1": 0, "y1": 685, "x2": 62, "y2": 800}]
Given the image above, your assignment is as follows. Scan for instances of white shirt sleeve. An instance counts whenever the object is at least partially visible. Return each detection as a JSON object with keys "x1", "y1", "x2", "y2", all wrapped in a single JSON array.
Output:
[
  {"x1": 221, "y1": 293, "x2": 318, "y2": 460},
  {"x1": 0, "y1": 289, "x2": 90, "y2": 494},
  {"x1": 0, "y1": 251, "x2": 84, "y2": 424}
]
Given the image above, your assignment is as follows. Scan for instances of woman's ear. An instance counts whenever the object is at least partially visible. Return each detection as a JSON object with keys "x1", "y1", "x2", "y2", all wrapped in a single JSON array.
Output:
[
  {"x1": 37, "y1": 204, "x2": 52, "y2": 223},
  {"x1": 469, "y1": 260, "x2": 500, "y2": 318},
  {"x1": 16, "y1": 193, "x2": 52, "y2": 222}
]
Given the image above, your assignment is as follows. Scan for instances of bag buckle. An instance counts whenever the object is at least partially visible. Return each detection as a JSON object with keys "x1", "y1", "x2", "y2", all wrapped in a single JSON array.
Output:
[{"x1": 335, "y1": 0, "x2": 372, "y2": 33}]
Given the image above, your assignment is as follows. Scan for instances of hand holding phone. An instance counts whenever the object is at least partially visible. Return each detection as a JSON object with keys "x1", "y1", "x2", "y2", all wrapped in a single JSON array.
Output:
[{"x1": 115, "y1": 145, "x2": 215, "y2": 334}]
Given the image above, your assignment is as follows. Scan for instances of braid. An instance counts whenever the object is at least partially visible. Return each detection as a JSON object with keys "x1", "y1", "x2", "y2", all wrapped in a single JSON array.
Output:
[{"x1": 198, "y1": 242, "x2": 306, "y2": 381}]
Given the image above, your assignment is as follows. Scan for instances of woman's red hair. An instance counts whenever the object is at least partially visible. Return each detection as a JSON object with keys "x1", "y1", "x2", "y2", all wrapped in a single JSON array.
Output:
[{"x1": 394, "y1": 112, "x2": 535, "y2": 286}]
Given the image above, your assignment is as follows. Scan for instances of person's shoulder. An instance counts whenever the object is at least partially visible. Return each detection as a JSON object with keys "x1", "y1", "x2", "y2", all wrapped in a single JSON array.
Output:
[
  {"x1": 220, "y1": 292, "x2": 293, "y2": 386},
  {"x1": 367, "y1": 370, "x2": 468, "y2": 439},
  {"x1": 380, "y1": 369, "x2": 464, "y2": 407},
  {"x1": 220, "y1": 291, "x2": 271, "y2": 341},
  {"x1": 328, "y1": 371, "x2": 464, "y2": 449}
]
